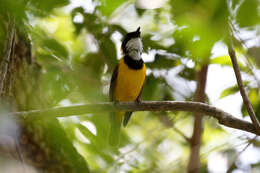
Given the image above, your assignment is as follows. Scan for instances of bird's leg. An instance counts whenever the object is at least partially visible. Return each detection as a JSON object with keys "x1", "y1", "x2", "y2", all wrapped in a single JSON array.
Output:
[
  {"x1": 136, "y1": 97, "x2": 142, "y2": 104},
  {"x1": 113, "y1": 100, "x2": 119, "y2": 105}
]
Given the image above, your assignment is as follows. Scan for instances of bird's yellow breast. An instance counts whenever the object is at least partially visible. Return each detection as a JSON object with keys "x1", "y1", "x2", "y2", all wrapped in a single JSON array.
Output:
[{"x1": 114, "y1": 58, "x2": 146, "y2": 101}]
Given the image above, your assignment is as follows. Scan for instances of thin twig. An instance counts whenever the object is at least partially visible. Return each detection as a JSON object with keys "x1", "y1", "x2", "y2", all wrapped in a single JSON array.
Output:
[
  {"x1": 173, "y1": 125, "x2": 191, "y2": 143},
  {"x1": 172, "y1": 137, "x2": 250, "y2": 170},
  {"x1": 157, "y1": 112, "x2": 191, "y2": 143},
  {"x1": 228, "y1": 43, "x2": 260, "y2": 132},
  {"x1": 229, "y1": 21, "x2": 260, "y2": 94},
  {"x1": 226, "y1": 135, "x2": 258, "y2": 173},
  {"x1": 15, "y1": 101, "x2": 260, "y2": 135}
]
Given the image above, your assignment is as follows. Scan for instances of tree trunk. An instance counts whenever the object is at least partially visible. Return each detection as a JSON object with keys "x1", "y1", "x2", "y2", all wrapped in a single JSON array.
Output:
[
  {"x1": 0, "y1": 14, "x2": 88, "y2": 173},
  {"x1": 187, "y1": 64, "x2": 208, "y2": 173}
]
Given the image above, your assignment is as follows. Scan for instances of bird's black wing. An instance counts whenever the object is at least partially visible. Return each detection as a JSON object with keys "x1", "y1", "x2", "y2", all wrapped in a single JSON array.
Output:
[
  {"x1": 136, "y1": 83, "x2": 145, "y2": 103},
  {"x1": 109, "y1": 64, "x2": 120, "y2": 146},
  {"x1": 109, "y1": 64, "x2": 118, "y2": 101}
]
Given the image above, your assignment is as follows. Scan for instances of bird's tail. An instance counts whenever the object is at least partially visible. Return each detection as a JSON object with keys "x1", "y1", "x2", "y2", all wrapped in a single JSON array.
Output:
[
  {"x1": 123, "y1": 112, "x2": 133, "y2": 127},
  {"x1": 109, "y1": 112, "x2": 124, "y2": 146}
]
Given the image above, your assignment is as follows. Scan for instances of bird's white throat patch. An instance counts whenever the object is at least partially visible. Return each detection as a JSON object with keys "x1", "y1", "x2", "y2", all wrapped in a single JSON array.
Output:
[{"x1": 126, "y1": 38, "x2": 143, "y2": 60}]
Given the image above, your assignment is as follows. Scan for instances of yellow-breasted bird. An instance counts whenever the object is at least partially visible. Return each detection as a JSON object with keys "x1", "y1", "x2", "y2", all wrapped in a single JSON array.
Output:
[{"x1": 109, "y1": 27, "x2": 146, "y2": 146}]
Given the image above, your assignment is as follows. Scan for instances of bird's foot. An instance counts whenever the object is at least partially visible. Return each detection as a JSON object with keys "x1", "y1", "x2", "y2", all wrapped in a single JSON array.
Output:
[
  {"x1": 113, "y1": 100, "x2": 119, "y2": 105},
  {"x1": 136, "y1": 98, "x2": 142, "y2": 104}
]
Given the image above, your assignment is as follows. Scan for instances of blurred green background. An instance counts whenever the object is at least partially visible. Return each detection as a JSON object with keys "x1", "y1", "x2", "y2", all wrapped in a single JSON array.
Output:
[{"x1": 0, "y1": 0, "x2": 260, "y2": 172}]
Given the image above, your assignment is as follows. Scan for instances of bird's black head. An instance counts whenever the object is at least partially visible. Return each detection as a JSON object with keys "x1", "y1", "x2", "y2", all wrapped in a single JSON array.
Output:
[{"x1": 121, "y1": 27, "x2": 141, "y2": 54}]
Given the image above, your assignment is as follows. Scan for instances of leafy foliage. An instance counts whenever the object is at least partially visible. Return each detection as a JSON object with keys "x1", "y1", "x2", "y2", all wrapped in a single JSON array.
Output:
[
  {"x1": 1, "y1": 0, "x2": 260, "y2": 172},
  {"x1": 98, "y1": 0, "x2": 126, "y2": 17},
  {"x1": 236, "y1": 0, "x2": 260, "y2": 27},
  {"x1": 219, "y1": 85, "x2": 239, "y2": 99}
]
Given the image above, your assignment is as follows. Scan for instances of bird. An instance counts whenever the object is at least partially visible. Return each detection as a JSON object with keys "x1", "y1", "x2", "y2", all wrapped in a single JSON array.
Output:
[{"x1": 108, "y1": 27, "x2": 146, "y2": 146}]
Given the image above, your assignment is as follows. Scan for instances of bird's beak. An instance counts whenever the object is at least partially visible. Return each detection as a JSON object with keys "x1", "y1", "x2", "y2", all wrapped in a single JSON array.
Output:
[{"x1": 136, "y1": 27, "x2": 141, "y2": 32}]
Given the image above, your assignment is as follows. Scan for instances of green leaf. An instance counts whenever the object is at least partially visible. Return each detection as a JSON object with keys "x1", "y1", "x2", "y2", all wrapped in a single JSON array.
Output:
[
  {"x1": 241, "y1": 88, "x2": 260, "y2": 119},
  {"x1": 211, "y1": 55, "x2": 231, "y2": 66},
  {"x1": 211, "y1": 55, "x2": 247, "y2": 71},
  {"x1": 43, "y1": 38, "x2": 69, "y2": 60},
  {"x1": 142, "y1": 35, "x2": 168, "y2": 52},
  {"x1": 71, "y1": 53, "x2": 105, "y2": 102},
  {"x1": 31, "y1": 27, "x2": 69, "y2": 61},
  {"x1": 142, "y1": 74, "x2": 170, "y2": 101},
  {"x1": 169, "y1": 28, "x2": 193, "y2": 57},
  {"x1": 98, "y1": 0, "x2": 126, "y2": 17},
  {"x1": 178, "y1": 66, "x2": 195, "y2": 81},
  {"x1": 77, "y1": 124, "x2": 97, "y2": 144},
  {"x1": 135, "y1": 5, "x2": 146, "y2": 16},
  {"x1": 28, "y1": 0, "x2": 69, "y2": 16},
  {"x1": 0, "y1": 0, "x2": 26, "y2": 21},
  {"x1": 248, "y1": 88, "x2": 259, "y2": 107},
  {"x1": 42, "y1": 66, "x2": 74, "y2": 105},
  {"x1": 219, "y1": 85, "x2": 239, "y2": 99},
  {"x1": 231, "y1": 0, "x2": 241, "y2": 9},
  {"x1": 43, "y1": 118, "x2": 89, "y2": 172},
  {"x1": 241, "y1": 104, "x2": 247, "y2": 117},
  {"x1": 110, "y1": 24, "x2": 127, "y2": 35},
  {"x1": 170, "y1": 0, "x2": 229, "y2": 54},
  {"x1": 146, "y1": 54, "x2": 178, "y2": 69},
  {"x1": 220, "y1": 81, "x2": 250, "y2": 99},
  {"x1": 248, "y1": 46, "x2": 260, "y2": 66},
  {"x1": 26, "y1": 117, "x2": 89, "y2": 172},
  {"x1": 190, "y1": 39, "x2": 213, "y2": 61},
  {"x1": 100, "y1": 37, "x2": 117, "y2": 67},
  {"x1": 236, "y1": 0, "x2": 260, "y2": 27}
]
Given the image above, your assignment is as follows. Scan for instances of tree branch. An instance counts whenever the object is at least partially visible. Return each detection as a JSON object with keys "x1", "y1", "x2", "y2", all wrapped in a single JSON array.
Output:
[
  {"x1": 173, "y1": 125, "x2": 191, "y2": 143},
  {"x1": 16, "y1": 101, "x2": 260, "y2": 135},
  {"x1": 188, "y1": 64, "x2": 209, "y2": 173},
  {"x1": 228, "y1": 44, "x2": 260, "y2": 132},
  {"x1": 157, "y1": 113, "x2": 191, "y2": 142}
]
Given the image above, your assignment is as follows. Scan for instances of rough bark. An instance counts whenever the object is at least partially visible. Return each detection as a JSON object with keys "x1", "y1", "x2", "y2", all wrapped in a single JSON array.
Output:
[{"x1": 0, "y1": 15, "x2": 88, "y2": 173}]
